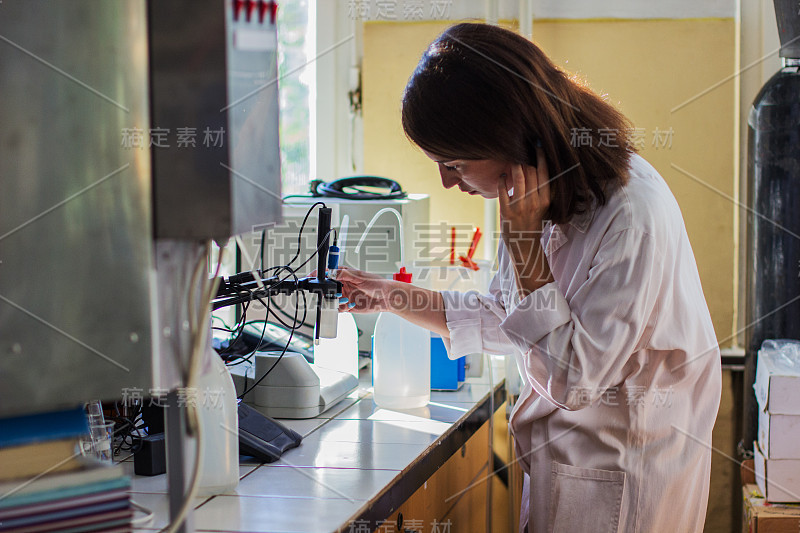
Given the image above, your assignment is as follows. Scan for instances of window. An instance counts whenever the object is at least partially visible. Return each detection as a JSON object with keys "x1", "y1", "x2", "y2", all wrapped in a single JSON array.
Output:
[{"x1": 276, "y1": 0, "x2": 315, "y2": 196}]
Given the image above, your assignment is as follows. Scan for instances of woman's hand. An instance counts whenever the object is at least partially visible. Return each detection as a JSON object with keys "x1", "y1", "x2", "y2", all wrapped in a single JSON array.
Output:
[
  {"x1": 334, "y1": 267, "x2": 451, "y2": 337},
  {"x1": 334, "y1": 267, "x2": 396, "y2": 313},
  {"x1": 498, "y1": 145, "x2": 554, "y2": 295}
]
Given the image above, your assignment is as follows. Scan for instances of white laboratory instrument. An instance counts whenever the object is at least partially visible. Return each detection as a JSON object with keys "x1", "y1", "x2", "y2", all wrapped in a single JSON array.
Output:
[{"x1": 228, "y1": 353, "x2": 358, "y2": 419}]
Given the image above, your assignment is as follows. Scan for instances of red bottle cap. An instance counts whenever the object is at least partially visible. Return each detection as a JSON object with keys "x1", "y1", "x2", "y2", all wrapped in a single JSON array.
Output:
[{"x1": 393, "y1": 267, "x2": 412, "y2": 283}]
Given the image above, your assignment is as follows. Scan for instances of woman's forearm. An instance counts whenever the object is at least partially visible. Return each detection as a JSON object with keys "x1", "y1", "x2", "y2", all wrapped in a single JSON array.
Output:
[{"x1": 385, "y1": 281, "x2": 450, "y2": 338}]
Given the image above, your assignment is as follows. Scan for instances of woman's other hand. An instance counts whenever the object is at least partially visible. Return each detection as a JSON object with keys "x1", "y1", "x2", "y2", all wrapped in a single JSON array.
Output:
[{"x1": 498, "y1": 145, "x2": 554, "y2": 294}]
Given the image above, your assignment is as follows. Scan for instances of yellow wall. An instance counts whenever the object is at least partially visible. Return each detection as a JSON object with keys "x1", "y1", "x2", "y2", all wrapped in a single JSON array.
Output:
[{"x1": 363, "y1": 18, "x2": 736, "y2": 345}]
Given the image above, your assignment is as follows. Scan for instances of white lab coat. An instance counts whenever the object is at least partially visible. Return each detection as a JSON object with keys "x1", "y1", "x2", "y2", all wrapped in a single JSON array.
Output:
[{"x1": 442, "y1": 154, "x2": 721, "y2": 532}]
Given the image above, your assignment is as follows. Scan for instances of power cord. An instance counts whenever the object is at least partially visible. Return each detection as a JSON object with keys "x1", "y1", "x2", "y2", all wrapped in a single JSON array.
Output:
[
  {"x1": 159, "y1": 243, "x2": 223, "y2": 533},
  {"x1": 285, "y1": 176, "x2": 406, "y2": 201},
  {"x1": 310, "y1": 176, "x2": 406, "y2": 200},
  {"x1": 130, "y1": 499, "x2": 155, "y2": 526},
  {"x1": 212, "y1": 202, "x2": 332, "y2": 398}
]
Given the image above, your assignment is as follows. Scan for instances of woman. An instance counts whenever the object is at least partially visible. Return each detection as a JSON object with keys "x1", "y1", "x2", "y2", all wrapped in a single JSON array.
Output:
[{"x1": 337, "y1": 23, "x2": 721, "y2": 532}]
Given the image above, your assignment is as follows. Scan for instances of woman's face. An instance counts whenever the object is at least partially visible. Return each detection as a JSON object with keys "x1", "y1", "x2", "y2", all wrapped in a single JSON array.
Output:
[{"x1": 422, "y1": 150, "x2": 510, "y2": 199}]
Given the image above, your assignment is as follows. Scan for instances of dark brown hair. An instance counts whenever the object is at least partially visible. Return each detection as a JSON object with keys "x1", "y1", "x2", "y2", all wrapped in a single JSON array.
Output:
[{"x1": 401, "y1": 23, "x2": 635, "y2": 224}]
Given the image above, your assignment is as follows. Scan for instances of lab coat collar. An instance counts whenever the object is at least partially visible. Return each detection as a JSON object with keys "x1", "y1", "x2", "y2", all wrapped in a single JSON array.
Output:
[
  {"x1": 541, "y1": 201, "x2": 595, "y2": 257},
  {"x1": 541, "y1": 221, "x2": 567, "y2": 256}
]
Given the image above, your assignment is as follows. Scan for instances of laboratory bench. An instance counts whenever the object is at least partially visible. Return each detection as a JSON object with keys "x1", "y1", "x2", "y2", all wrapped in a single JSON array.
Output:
[{"x1": 126, "y1": 359, "x2": 510, "y2": 533}]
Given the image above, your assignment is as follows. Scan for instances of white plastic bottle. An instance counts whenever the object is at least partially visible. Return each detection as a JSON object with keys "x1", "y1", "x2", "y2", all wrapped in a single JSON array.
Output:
[
  {"x1": 313, "y1": 312, "x2": 360, "y2": 379},
  {"x1": 372, "y1": 268, "x2": 431, "y2": 409},
  {"x1": 193, "y1": 342, "x2": 239, "y2": 496}
]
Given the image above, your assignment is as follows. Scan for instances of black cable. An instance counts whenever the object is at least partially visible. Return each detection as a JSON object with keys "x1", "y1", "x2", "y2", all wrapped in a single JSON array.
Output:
[
  {"x1": 108, "y1": 403, "x2": 145, "y2": 456},
  {"x1": 230, "y1": 205, "x2": 327, "y2": 289},
  {"x1": 245, "y1": 228, "x2": 332, "y2": 284},
  {"x1": 228, "y1": 298, "x2": 270, "y2": 369},
  {"x1": 259, "y1": 279, "x2": 310, "y2": 331},
  {"x1": 227, "y1": 227, "x2": 333, "y2": 330},
  {"x1": 215, "y1": 202, "x2": 325, "y2": 335},
  {"x1": 224, "y1": 269, "x2": 302, "y2": 368},
  {"x1": 113, "y1": 416, "x2": 146, "y2": 455},
  {"x1": 286, "y1": 202, "x2": 326, "y2": 268},
  {"x1": 255, "y1": 227, "x2": 336, "y2": 329},
  {"x1": 218, "y1": 297, "x2": 251, "y2": 357},
  {"x1": 269, "y1": 295, "x2": 313, "y2": 330},
  {"x1": 221, "y1": 268, "x2": 307, "y2": 367},
  {"x1": 307, "y1": 176, "x2": 406, "y2": 200},
  {"x1": 237, "y1": 267, "x2": 301, "y2": 399},
  {"x1": 227, "y1": 202, "x2": 338, "y2": 394},
  {"x1": 224, "y1": 351, "x2": 257, "y2": 367},
  {"x1": 219, "y1": 307, "x2": 254, "y2": 360},
  {"x1": 265, "y1": 304, "x2": 301, "y2": 330},
  {"x1": 292, "y1": 228, "x2": 336, "y2": 273},
  {"x1": 255, "y1": 266, "x2": 312, "y2": 332}
]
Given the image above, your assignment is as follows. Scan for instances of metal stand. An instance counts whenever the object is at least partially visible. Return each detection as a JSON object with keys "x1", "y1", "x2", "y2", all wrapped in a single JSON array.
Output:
[{"x1": 165, "y1": 390, "x2": 193, "y2": 533}]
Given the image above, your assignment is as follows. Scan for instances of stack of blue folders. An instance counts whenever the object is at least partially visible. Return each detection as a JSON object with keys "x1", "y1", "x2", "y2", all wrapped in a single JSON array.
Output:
[{"x1": 0, "y1": 408, "x2": 132, "y2": 532}]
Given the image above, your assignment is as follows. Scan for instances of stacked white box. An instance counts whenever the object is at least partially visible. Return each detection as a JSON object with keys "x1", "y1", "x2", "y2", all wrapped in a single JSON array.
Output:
[{"x1": 753, "y1": 340, "x2": 800, "y2": 502}]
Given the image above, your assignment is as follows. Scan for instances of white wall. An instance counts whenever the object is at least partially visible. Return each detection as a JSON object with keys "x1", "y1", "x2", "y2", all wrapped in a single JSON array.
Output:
[{"x1": 343, "y1": 0, "x2": 737, "y2": 22}]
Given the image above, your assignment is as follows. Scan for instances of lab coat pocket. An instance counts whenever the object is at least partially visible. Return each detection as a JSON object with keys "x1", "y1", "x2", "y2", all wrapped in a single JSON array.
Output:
[{"x1": 548, "y1": 461, "x2": 625, "y2": 533}]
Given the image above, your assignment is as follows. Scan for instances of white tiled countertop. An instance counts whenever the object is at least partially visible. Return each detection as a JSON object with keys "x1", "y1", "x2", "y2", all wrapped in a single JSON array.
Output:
[{"x1": 128, "y1": 359, "x2": 506, "y2": 533}]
